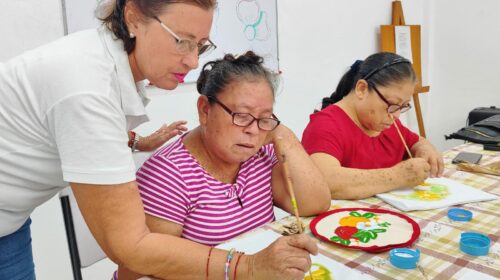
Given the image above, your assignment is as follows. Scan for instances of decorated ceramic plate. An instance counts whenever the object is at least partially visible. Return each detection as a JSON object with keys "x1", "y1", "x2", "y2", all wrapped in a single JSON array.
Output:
[{"x1": 310, "y1": 208, "x2": 420, "y2": 253}]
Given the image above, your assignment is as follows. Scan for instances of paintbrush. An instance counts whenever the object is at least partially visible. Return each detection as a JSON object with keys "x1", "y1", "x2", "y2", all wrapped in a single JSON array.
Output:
[
  {"x1": 390, "y1": 115, "x2": 413, "y2": 159},
  {"x1": 390, "y1": 115, "x2": 429, "y2": 186},
  {"x1": 274, "y1": 138, "x2": 314, "y2": 279},
  {"x1": 280, "y1": 153, "x2": 303, "y2": 232}
]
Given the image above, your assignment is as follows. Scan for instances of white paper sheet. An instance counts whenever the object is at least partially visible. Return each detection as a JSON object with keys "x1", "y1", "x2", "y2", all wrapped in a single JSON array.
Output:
[
  {"x1": 217, "y1": 230, "x2": 373, "y2": 279},
  {"x1": 377, "y1": 177, "x2": 497, "y2": 211},
  {"x1": 395, "y1": 26, "x2": 413, "y2": 63}
]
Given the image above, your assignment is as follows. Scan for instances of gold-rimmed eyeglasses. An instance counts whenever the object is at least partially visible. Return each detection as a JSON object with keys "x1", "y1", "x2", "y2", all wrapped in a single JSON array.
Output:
[{"x1": 153, "y1": 16, "x2": 216, "y2": 57}]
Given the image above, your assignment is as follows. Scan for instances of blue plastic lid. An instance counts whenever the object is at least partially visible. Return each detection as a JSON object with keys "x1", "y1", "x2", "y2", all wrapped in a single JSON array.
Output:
[
  {"x1": 460, "y1": 232, "x2": 490, "y2": 256},
  {"x1": 389, "y1": 248, "x2": 420, "y2": 269},
  {"x1": 448, "y1": 208, "x2": 473, "y2": 222}
]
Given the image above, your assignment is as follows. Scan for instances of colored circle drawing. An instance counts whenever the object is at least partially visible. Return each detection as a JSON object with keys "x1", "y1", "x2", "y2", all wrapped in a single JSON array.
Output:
[
  {"x1": 236, "y1": 0, "x2": 271, "y2": 41},
  {"x1": 310, "y1": 208, "x2": 420, "y2": 253}
]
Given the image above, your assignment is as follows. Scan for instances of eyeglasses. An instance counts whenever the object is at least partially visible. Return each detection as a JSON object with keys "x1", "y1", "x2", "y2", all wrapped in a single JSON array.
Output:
[
  {"x1": 371, "y1": 83, "x2": 412, "y2": 114},
  {"x1": 153, "y1": 16, "x2": 216, "y2": 57},
  {"x1": 207, "y1": 96, "x2": 280, "y2": 131},
  {"x1": 361, "y1": 58, "x2": 411, "y2": 81}
]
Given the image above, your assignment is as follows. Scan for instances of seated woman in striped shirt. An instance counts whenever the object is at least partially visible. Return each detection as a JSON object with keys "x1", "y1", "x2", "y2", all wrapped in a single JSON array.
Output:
[{"x1": 117, "y1": 51, "x2": 330, "y2": 280}]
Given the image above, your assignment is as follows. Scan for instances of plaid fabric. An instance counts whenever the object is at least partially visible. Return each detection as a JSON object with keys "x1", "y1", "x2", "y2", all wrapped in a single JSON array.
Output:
[{"x1": 264, "y1": 143, "x2": 499, "y2": 279}]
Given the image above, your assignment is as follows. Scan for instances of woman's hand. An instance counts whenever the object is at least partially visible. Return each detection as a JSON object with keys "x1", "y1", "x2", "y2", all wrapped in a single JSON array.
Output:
[
  {"x1": 264, "y1": 124, "x2": 294, "y2": 147},
  {"x1": 412, "y1": 142, "x2": 444, "y2": 177},
  {"x1": 137, "y1": 121, "x2": 188, "y2": 152},
  {"x1": 394, "y1": 158, "x2": 431, "y2": 186},
  {"x1": 251, "y1": 234, "x2": 318, "y2": 280}
]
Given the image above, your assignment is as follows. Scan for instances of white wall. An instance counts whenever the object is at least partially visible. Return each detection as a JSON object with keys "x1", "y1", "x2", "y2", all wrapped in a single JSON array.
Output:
[
  {"x1": 0, "y1": 0, "x2": 64, "y2": 61},
  {"x1": 426, "y1": 0, "x2": 500, "y2": 151},
  {"x1": 274, "y1": 0, "x2": 430, "y2": 138},
  {"x1": 1, "y1": 0, "x2": 498, "y2": 279}
]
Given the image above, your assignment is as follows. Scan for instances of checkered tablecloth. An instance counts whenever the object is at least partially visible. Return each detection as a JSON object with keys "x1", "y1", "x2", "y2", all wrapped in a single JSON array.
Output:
[{"x1": 264, "y1": 143, "x2": 499, "y2": 280}]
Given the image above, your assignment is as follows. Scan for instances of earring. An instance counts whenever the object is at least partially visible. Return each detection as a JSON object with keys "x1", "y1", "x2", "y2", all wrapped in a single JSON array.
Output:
[{"x1": 129, "y1": 32, "x2": 135, "y2": 38}]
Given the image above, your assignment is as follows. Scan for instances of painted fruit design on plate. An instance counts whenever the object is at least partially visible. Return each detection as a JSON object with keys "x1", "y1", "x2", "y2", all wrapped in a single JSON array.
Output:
[{"x1": 329, "y1": 211, "x2": 391, "y2": 246}]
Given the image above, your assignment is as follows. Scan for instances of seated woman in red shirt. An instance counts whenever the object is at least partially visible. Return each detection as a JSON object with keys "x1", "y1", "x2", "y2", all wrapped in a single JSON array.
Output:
[{"x1": 302, "y1": 52, "x2": 443, "y2": 200}]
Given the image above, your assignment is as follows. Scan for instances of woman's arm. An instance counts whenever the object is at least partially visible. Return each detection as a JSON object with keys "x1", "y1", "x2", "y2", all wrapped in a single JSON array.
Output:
[
  {"x1": 71, "y1": 182, "x2": 318, "y2": 280},
  {"x1": 410, "y1": 137, "x2": 444, "y2": 177},
  {"x1": 270, "y1": 125, "x2": 331, "y2": 216},
  {"x1": 118, "y1": 215, "x2": 185, "y2": 280},
  {"x1": 310, "y1": 153, "x2": 431, "y2": 200},
  {"x1": 71, "y1": 181, "x2": 227, "y2": 279}
]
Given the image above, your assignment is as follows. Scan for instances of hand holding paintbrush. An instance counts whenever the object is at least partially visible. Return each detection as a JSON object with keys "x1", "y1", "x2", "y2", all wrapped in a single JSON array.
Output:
[
  {"x1": 390, "y1": 115, "x2": 432, "y2": 185},
  {"x1": 273, "y1": 137, "x2": 305, "y2": 233},
  {"x1": 273, "y1": 136, "x2": 314, "y2": 279}
]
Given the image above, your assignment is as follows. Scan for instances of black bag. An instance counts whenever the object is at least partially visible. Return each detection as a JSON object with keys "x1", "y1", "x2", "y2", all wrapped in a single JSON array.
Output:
[
  {"x1": 467, "y1": 106, "x2": 500, "y2": 125},
  {"x1": 445, "y1": 114, "x2": 500, "y2": 148}
]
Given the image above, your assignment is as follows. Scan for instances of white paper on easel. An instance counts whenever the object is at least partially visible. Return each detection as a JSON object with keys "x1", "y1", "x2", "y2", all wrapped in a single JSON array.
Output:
[{"x1": 395, "y1": 26, "x2": 413, "y2": 63}]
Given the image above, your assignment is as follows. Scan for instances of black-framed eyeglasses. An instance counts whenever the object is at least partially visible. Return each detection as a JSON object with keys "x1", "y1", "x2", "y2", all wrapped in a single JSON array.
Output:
[
  {"x1": 371, "y1": 83, "x2": 412, "y2": 114},
  {"x1": 207, "y1": 96, "x2": 281, "y2": 131},
  {"x1": 362, "y1": 58, "x2": 411, "y2": 80},
  {"x1": 153, "y1": 16, "x2": 216, "y2": 57}
]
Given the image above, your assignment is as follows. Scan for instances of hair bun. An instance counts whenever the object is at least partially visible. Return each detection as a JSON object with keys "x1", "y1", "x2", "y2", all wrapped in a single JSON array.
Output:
[
  {"x1": 197, "y1": 51, "x2": 272, "y2": 98},
  {"x1": 223, "y1": 53, "x2": 236, "y2": 62},
  {"x1": 227, "y1": 51, "x2": 263, "y2": 66}
]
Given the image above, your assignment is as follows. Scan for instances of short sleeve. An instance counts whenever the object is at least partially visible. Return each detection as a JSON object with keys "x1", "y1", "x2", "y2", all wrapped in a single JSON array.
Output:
[
  {"x1": 136, "y1": 155, "x2": 190, "y2": 226},
  {"x1": 262, "y1": 144, "x2": 279, "y2": 166},
  {"x1": 46, "y1": 93, "x2": 136, "y2": 184},
  {"x1": 301, "y1": 113, "x2": 344, "y2": 161}
]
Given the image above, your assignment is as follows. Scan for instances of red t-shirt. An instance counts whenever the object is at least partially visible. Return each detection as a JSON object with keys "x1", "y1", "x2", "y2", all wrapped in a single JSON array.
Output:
[{"x1": 302, "y1": 105, "x2": 419, "y2": 169}]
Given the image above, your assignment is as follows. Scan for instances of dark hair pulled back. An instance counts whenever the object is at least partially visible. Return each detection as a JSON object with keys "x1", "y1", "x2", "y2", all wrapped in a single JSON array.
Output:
[
  {"x1": 197, "y1": 51, "x2": 277, "y2": 100},
  {"x1": 320, "y1": 52, "x2": 416, "y2": 110}
]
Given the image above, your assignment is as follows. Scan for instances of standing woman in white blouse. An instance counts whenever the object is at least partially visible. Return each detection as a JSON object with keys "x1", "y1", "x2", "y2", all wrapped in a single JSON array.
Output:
[{"x1": 0, "y1": 1, "x2": 319, "y2": 279}]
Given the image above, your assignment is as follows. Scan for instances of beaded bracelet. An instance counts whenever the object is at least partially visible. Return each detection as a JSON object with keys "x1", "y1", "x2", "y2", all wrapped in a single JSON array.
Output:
[
  {"x1": 224, "y1": 248, "x2": 236, "y2": 280},
  {"x1": 206, "y1": 246, "x2": 214, "y2": 280}
]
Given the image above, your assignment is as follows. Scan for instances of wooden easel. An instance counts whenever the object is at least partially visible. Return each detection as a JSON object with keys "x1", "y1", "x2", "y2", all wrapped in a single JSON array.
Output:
[{"x1": 380, "y1": 0, "x2": 430, "y2": 137}]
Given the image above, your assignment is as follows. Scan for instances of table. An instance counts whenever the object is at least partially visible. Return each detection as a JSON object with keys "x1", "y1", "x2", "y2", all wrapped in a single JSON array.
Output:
[{"x1": 238, "y1": 143, "x2": 499, "y2": 279}]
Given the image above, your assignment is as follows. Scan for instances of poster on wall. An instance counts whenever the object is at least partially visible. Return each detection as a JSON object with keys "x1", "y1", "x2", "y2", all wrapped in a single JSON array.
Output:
[{"x1": 61, "y1": 0, "x2": 279, "y2": 83}]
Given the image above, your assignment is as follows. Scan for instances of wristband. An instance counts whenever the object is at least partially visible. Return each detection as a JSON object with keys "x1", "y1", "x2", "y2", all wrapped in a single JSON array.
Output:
[
  {"x1": 224, "y1": 248, "x2": 236, "y2": 280},
  {"x1": 205, "y1": 246, "x2": 214, "y2": 280},
  {"x1": 131, "y1": 132, "x2": 140, "y2": 152},
  {"x1": 128, "y1": 131, "x2": 136, "y2": 148},
  {"x1": 233, "y1": 252, "x2": 244, "y2": 280}
]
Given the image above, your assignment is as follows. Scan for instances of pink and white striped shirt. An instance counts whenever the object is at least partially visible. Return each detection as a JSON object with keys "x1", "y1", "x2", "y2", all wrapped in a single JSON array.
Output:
[{"x1": 136, "y1": 136, "x2": 278, "y2": 246}]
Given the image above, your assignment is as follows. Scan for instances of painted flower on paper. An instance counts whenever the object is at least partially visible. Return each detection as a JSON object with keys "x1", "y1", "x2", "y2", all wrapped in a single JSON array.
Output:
[{"x1": 396, "y1": 182, "x2": 450, "y2": 201}]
